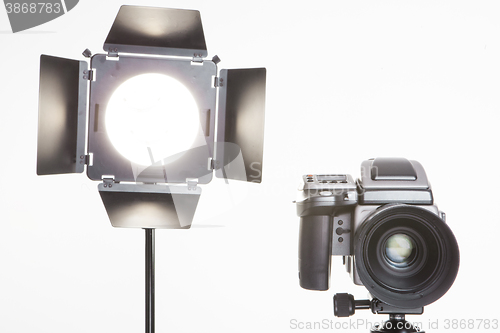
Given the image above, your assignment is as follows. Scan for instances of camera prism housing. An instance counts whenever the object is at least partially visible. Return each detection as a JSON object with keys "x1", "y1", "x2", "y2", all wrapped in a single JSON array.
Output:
[{"x1": 296, "y1": 158, "x2": 459, "y2": 310}]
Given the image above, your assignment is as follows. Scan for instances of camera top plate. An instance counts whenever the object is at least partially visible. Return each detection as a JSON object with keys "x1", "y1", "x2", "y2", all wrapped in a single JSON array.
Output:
[{"x1": 302, "y1": 174, "x2": 357, "y2": 192}]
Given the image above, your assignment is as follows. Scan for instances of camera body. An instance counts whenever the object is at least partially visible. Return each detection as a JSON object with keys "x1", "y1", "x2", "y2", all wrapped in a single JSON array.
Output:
[{"x1": 296, "y1": 158, "x2": 459, "y2": 310}]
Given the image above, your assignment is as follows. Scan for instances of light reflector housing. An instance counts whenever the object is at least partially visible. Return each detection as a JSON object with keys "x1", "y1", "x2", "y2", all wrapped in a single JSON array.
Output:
[
  {"x1": 87, "y1": 54, "x2": 216, "y2": 183},
  {"x1": 36, "y1": 5, "x2": 267, "y2": 228}
]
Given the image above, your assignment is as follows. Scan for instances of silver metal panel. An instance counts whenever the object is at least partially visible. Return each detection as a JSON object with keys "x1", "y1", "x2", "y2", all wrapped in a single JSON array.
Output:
[
  {"x1": 216, "y1": 68, "x2": 266, "y2": 183},
  {"x1": 37, "y1": 55, "x2": 88, "y2": 175},
  {"x1": 103, "y1": 6, "x2": 207, "y2": 57},
  {"x1": 87, "y1": 54, "x2": 216, "y2": 183},
  {"x1": 98, "y1": 183, "x2": 201, "y2": 229}
]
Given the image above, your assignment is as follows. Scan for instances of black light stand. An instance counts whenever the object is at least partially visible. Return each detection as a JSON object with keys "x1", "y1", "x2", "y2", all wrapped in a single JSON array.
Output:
[
  {"x1": 145, "y1": 229, "x2": 155, "y2": 333},
  {"x1": 334, "y1": 293, "x2": 425, "y2": 333}
]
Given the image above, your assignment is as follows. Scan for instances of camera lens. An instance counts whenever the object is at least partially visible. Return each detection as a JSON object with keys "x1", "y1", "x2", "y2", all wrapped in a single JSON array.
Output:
[
  {"x1": 354, "y1": 204, "x2": 459, "y2": 309},
  {"x1": 384, "y1": 233, "x2": 416, "y2": 267}
]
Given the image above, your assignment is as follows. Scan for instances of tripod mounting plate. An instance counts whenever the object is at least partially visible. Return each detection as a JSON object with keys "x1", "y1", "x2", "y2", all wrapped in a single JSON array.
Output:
[{"x1": 371, "y1": 315, "x2": 424, "y2": 333}]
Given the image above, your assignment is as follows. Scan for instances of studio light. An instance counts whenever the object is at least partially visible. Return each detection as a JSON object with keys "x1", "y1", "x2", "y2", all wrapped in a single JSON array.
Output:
[
  {"x1": 37, "y1": 5, "x2": 266, "y2": 226},
  {"x1": 36, "y1": 5, "x2": 266, "y2": 332}
]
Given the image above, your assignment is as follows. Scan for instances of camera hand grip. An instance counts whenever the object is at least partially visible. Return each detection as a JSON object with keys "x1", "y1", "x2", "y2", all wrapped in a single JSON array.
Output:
[{"x1": 298, "y1": 215, "x2": 333, "y2": 290}]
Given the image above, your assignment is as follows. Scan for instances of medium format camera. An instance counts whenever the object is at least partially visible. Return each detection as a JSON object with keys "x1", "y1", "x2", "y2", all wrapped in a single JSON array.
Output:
[{"x1": 296, "y1": 158, "x2": 459, "y2": 316}]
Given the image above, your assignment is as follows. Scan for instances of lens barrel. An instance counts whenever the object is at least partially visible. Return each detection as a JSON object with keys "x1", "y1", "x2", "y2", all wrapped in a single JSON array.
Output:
[{"x1": 355, "y1": 204, "x2": 459, "y2": 309}]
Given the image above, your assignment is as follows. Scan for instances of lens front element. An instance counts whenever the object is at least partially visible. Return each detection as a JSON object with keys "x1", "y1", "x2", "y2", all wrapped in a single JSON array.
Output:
[{"x1": 384, "y1": 233, "x2": 416, "y2": 267}]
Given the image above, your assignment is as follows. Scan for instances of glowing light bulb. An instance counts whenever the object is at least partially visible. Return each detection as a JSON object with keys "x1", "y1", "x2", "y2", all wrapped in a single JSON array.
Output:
[{"x1": 105, "y1": 73, "x2": 200, "y2": 166}]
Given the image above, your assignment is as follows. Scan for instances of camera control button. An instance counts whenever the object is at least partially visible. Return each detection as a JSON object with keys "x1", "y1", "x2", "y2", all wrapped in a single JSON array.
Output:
[{"x1": 319, "y1": 191, "x2": 333, "y2": 196}]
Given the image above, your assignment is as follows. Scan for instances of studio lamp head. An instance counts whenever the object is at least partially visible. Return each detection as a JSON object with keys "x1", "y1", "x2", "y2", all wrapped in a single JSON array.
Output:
[
  {"x1": 295, "y1": 158, "x2": 459, "y2": 331},
  {"x1": 37, "y1": 5, "x2": 267, "y2": 229}
]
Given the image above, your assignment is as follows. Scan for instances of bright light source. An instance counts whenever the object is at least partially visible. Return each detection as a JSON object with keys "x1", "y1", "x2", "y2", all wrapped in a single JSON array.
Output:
[{"x1": 106, "y1": 73, "x2": 200, "y2": 166}]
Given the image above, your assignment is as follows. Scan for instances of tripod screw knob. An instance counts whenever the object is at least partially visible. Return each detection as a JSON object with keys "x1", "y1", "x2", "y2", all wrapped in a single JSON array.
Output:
[{"x1": 334, "y1": 293, "x2": 355, "y2": 317}]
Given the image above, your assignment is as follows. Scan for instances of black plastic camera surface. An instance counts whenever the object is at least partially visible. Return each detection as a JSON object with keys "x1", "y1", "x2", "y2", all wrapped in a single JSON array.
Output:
[{"x1": 296, "y1": 158, "x2": 459, "y2": 310}]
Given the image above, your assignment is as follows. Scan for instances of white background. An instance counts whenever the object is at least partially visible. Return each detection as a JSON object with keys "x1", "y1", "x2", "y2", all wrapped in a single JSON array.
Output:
[{"x1": 1, "y1": 0, "x2": 499, "y2": 332}]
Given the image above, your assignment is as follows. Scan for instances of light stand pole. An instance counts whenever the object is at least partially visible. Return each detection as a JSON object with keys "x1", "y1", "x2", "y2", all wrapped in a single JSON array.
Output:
[{"x1": 145, "y1": 228, "x2": 155, "y2": 333}]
